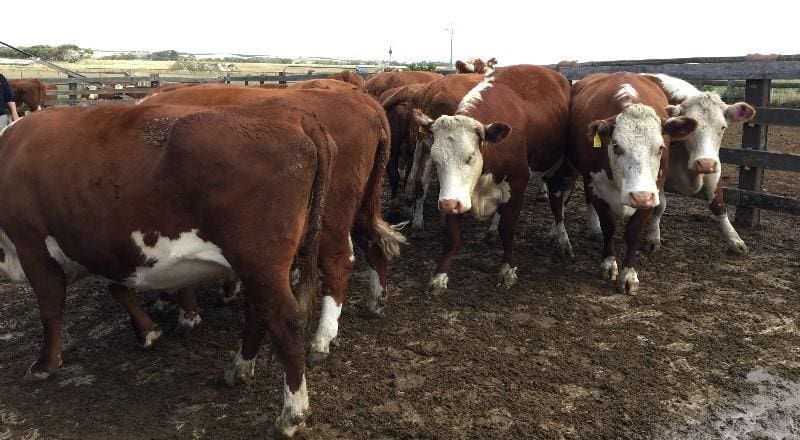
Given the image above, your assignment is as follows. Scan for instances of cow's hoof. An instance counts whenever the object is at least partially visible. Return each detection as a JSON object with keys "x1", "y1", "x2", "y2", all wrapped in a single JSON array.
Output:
[
  {"x1": 727, "y1": 240, "x2": 748, "y2": 256},
  {"x1": 496, "y1": 264, "x2": 518, "y2": 288},
  {"x1": 644, "y1": 237, "x2": 661, "y2": 253},
  {"x1": 586, "y1": 230, "x2": 603, "y2": 242},
  {"x1": 428, "y1": 273, "x2": 448, "y2": 296},
  {"x1": 152, "y1": 298, "x2": 173, "y2": 313},
  {"x1": 600, "y1": 257, "x2": 619, "y2": 282},
  {"x1": 274, "y1": 413, "x2": 308, "y2": 439},
  {"x1": 25, "y1": 359, "x2": 60, "y2": 381},
  {"x1": 175, "y1": 309, "x2": 202, "y2": 336},
  {"x1": 364, "y1": 302, "x2": 384, "y2": 318},
  {"x1": 617, "y1": 267, "x2": 640, "y2": 295},
  {"x1": 306, "y1": 351, "x2": 328, "y2": 367},
  {"x1": 222, "y1": 350, "x2": 255, "y2": 386},
  {"x1": 140, "y1": 326, "x2": 163, "y2": 348},
  {"x1": 557, "y1": 239, "x2": 574, "y2": 258}
]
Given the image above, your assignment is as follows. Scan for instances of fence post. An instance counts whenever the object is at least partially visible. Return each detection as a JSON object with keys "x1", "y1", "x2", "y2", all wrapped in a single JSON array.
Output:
[
  {"x1": 278, "y1": 71, "x2": 286, "y2": 85},
  {"x1": 68, "y1": 80, "x2": 78, "y2": 106},
  {"x1": 150, "y1": 74, "x2": 160, "y2": 88},
  {"x1": 259, "y1": 74, "x2": 265, "y2": 85},
  {"x1": 244, "y1": 76, "x2": 249, "y2": 86},
  {"x1": 735, "y1": 78, "x2": 771, "y2": 227}
]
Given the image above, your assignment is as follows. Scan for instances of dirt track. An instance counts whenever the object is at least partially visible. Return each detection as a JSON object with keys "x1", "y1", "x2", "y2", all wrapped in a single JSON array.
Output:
[{"x1": 1, "y1": 127, "x2": 798, "y2": 440}]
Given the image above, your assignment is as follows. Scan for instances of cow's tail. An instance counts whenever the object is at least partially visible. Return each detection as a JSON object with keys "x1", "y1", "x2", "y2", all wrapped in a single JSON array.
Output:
[
  {"x1": 295, "y1": 115, "x2": 336, "y2": 326},
  {"x1": 360, "y1": 107, "x2": 407, "y2": 259}
]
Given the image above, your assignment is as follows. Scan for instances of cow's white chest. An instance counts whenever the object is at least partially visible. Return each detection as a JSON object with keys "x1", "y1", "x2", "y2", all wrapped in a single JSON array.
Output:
[
  {"x1": 589, "y1": 171, "x2": 636, "y2": 219},
  {"x1": 0, "y1": 229, "x2": 28, "y2": 282},
  {"x1": 470, "y1": 173, "x2": 511, "y2": 220},
  {"x1": 125, "y1": 229, "x2": 232, "y2": 291}
]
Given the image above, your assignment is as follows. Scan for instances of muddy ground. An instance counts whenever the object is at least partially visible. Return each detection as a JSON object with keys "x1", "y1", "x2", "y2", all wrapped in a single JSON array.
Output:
[{"x1": 0, "y1": 127, "x2": 798, "y2": 440}]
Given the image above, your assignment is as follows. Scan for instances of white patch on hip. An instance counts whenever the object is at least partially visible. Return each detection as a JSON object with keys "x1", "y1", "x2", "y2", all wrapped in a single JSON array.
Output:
[
  {"x1": 0, "y1": 229, "x2": 27, "y2": 282},
  {"x1": 275, "y1": 374, "x2": 310, "y2": 438},
  {"x1": 309, "y1": 296, "x2": 342, "y2": 354},
  {"x1": 470, "y1": 174, "x2": 511, "y2": 220},
  {"x1": 126, "y1": 229, "x2": 231, "y2": 291},
  {"x1": 45, "y1": 236, "x2": 89, "y2": 284}
]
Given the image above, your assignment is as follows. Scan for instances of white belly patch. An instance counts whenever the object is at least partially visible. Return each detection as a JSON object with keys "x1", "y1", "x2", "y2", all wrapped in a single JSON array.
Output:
[{"x1": 125, "y1": 229, "x2": 232, "y2": 291}]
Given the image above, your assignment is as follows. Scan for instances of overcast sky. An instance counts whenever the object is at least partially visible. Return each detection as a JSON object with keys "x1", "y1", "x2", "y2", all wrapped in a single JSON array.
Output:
[{"x1": 6, "y1": 0, "x2": 797, "y2": 64}]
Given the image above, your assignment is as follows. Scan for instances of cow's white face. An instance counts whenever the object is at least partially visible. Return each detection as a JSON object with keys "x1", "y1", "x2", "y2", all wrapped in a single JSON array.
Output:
[
  {"x1": 668, "y1": 92, "x2": 755, "y2": 174},
  {"x1": 413, "y1": 111, "x2": 510, "y2": 215},
  {"x1": 591, "y1": 103, "x2": 697, "y2": 209}
]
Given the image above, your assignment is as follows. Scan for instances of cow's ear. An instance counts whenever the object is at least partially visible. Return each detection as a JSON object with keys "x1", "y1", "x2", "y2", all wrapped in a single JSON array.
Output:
[
  {"x1": 588, "y1": 116, "x2": 615, "y2": 141},
  {"x1": 483, "y1": 123, "x2": 511, "y2": 143},
  {"x1": 665, "y1": 104, "x2": 682, "y2": 117},
  {"x1": 725, "y1": 102, "x2": 756, "y2": 123},
  {"x1": 663, "y1": 116, "x2": 698, "y2": 140},
  {"x1": 413, "y1": 109, "x2": 434, "y2": 132}
]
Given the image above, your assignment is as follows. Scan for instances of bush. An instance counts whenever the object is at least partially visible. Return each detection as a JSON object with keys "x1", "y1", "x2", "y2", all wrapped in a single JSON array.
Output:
[
  {"x1": 407, "y1": 62, "x2": 438, "y2": 71},
  {"x1": 148, "y1": 50, "x2": 179, "y2": 61}
]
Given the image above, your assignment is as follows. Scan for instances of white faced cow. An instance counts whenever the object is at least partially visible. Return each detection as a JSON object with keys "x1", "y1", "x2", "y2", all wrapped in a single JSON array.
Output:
[
  {"x1": 414, "y1": 65, "x2": 572, "y2": 294},
  {"x1": 569, "y1": 73, "x2": 698, "y2": 293},
  {"x1": 639, "y1": 73, "x2": 756, "y2": 254}
]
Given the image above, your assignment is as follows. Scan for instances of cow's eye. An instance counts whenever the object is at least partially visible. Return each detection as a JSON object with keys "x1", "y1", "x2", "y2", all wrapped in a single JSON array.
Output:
[
  {"x1": 613, "y1": 144, "x2": 624, "y2": 155},
  {"x1": 466, "y1": 152, "x2": 476, "y2": 164},
  {"x1": 721, "y1": 125, "x2": 728, "y2": 131},
  {"x1": 658, "y1": 145, "x2": 666, "y2": 155}
]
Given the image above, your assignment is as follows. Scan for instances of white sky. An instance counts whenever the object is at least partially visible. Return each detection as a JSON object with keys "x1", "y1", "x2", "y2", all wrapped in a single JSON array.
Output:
[{"x1": 5, "y1": 0, "x2": 797, "y2": 64}]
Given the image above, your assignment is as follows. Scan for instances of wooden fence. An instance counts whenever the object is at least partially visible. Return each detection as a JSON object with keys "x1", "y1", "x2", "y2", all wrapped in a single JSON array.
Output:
[{"x1": 553, "y1": 55, "x2": 800, "y2": 227}]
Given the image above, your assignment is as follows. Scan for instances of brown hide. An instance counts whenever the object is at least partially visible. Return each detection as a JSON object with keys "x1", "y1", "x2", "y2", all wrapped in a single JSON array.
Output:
[{"x1": 363, "y1": 71, "x2": 441, "y2": 98}]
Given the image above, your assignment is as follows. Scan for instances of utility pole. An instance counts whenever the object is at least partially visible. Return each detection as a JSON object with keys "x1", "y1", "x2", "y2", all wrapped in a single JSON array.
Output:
[
  {"x1": 444, "y1": 25, "x2": 454, "y2": 67},
  {"x1": 388, "y1": 45, "x2": 393, "y2": 65}
]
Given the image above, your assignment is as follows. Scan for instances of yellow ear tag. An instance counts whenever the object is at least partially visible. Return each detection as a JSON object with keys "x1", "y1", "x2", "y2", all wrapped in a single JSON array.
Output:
[{"x1": 593, "y1": 133, "x2": 602, "y2": 148}]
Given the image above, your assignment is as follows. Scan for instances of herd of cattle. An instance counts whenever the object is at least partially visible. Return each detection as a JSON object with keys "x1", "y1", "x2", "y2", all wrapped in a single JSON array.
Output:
[{"x1": 0, "y1": 57, "x2": 755, "y2": 437}]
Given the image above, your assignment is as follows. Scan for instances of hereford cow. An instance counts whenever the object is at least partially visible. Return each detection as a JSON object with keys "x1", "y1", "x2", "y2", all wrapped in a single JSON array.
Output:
[
  {"x1": 568, "y1": 72, "x2": 698, "y2": 293},
  {"x1": 635, "y1": 73, "x2": 756, "y2": 254},
  {"x1": 413, "y1": 65, "x2": 572, "y2": 293},
  {"x1": 140, "y1": 86, "x2": 406, "y2": 364},
  {"x1": 381, "y1": 74, "x2": 484, "y2": 229},
  {"x1": 364, "y1": 70, "x2": 442, "y2": 99},
  {"x1": 454, "y1": 57, "x2": 498, "y2": 74},
  {"x1": 10, "y1": 79, "x2": 48, "y2": 113},
  {"x1": 0, "y1": 103, "x2": 334, "y2": 438},
  {"x1": 328, "y1": 70, "x2": 366, "y2": 88}
]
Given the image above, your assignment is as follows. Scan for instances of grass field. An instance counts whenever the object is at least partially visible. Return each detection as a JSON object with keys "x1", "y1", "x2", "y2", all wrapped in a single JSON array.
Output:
[{"x1": 0, "y1": 59, "x2": 370, "y2": 79}]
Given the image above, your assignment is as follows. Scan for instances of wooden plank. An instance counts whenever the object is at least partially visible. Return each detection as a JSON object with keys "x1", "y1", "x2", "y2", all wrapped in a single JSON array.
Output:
[
  {"x1": 752, "y1": 107, "x2": 800, "y2": 127},
  {"x1": 557, "y1": 60, "x2": 800, "y2": 80},
  {"x1": 669, "y1": 186, "x2": 800, "y2": 216},
  {"x1": 549, "y1": 54, "x2": 800, "y2": 68},
  {"x1": 735, "y1": 79, "x2": 771, "y2": 226},
  {"x1": 719, "y1": 147, "x2": 800, "y2": 172}
]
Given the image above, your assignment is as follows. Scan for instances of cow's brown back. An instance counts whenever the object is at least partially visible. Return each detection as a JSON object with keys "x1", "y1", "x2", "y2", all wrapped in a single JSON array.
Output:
[{"x1": 364, "y1": 71, "x2": 442, "y2": 98}]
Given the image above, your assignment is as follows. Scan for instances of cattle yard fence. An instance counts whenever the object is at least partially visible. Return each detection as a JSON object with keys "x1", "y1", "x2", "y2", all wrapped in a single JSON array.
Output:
[{"x1": 22, "y1": 55, "x2": 800, "y2": 226}]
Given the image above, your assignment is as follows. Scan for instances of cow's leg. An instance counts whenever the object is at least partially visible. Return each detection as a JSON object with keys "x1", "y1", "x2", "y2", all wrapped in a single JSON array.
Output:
[
  {"x1": 483, "y1": 212, "x2": 501, "y2": 241},
  {"x1": 644, "y1": 189, "x2": 667, "y2": 253},
  {"x1": 220, "y1": 273, "x2": 242, "y2": 304},
  {"x1": 594, "y1": 198, "x2": 619, "y2": 284},
  {"x1": 585, "y1": 182, "x2": 602, "y2": 241},
  {"x1": 387, "y1": 141, "x2": 402, "y2": 210},
  {"x1": 705, "y1": 172, "x2": 747, "y2": 255},
  {"x1": 307, "y1": 233, "x2": 352, "y2": 365},
  {"x1": 430, "y1": 213, "x2": 462, "y2": 294},
  {"x1": 357, "y1": 234, "x2": 389, "y2": 317},
  {"x1": 223, "y1": 272, "x2": 308, "y2": 438},
  {"x1": 17, "y1": 246, "x2": 67, "y2": 380},
  {"x1": 496, "y1": 185, "x2": 526, "y2": 288},
  {"x1": 108, "y1": 284, "x2": 162, "y2": 348},
  {"x1": 620, "y1": 208, "x2": 654, "y2": 295},
  {"x1": 172, "y1": 288, "x2": 202, "y2": 334},
  {"x1": 545, "y1": 174, "x2": 575, "y2": 257}
]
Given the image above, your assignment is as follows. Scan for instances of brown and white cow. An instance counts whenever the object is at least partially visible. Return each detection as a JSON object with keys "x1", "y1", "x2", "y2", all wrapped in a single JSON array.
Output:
[
  {"x1": 634, "y1": 73, "x2": 755, "y2": 254},
  {"x1": 10, "y1": 79, "x2": 48, "y2": 113},
  {"x1": 327, "y1": 70, "x2": 366, "y2": 88},
  {"x1": 413, "y1": 65, "x2": 572, "y2": 293},
  {"x1": 454, "y1": 57, "x2": 498, "y2": 74},
  {"x1": 0, "y1": 103, "x2": 334, "y2": 437},
  {"x1": 141, "y1": 86, "x2": 406, "y2": 363},
  {"x1": 382, "y1": 73, "x2": 484, "y2": 229},
  {"x1": 364, "y1": 70, "x2": 442, "y2": 99},
  {"x1": 568, "y1": 72, "x2": 698, "y2": 293}
]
